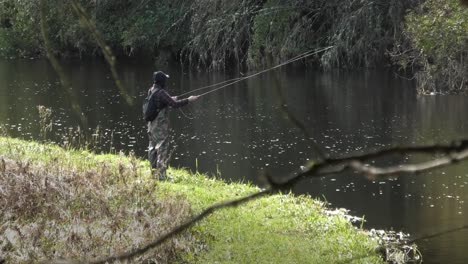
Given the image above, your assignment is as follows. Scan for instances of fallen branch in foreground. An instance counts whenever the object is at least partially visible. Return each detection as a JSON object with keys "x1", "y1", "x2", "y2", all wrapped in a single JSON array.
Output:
[{"x1": 51, "y1": 139, "x2": 468, "y2": 264}]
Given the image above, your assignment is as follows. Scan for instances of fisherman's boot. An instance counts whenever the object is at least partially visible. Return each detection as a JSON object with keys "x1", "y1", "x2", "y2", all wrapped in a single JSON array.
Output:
[
  {"x1": 151, "y1": 168, "x2": 161, "y2": 181},
  {"x1": 158, "y1": 170, "x2": 167, "y2": 181},
  {"x1": 158, "y1": 166, "x2": 173, "y2": 181}
]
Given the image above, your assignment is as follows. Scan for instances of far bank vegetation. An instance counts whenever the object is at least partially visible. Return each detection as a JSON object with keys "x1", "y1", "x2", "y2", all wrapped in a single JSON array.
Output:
[{"x1": 0, "y1": 0, "x2": 466, "y2": 93}]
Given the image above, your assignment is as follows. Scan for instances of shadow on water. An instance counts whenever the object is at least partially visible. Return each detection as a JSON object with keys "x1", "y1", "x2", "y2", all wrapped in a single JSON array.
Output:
[{"x1": 1, "y1": 59, "x2": 467, "y2": 263}]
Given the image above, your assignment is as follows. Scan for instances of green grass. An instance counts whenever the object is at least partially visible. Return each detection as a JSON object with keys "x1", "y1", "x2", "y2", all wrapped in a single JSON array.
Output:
[
  {"x1": 0, "y1": 136, "x2": 384, "y2": 263},
  {"x1": 164, "y1": 170, "x2": 383, "y2": 263}
]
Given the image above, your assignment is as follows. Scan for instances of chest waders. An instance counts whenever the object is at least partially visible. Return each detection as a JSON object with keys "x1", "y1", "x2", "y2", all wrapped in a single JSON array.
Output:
[{"x1": 147, "y1": 107, "x2": 169, "y2": 180}]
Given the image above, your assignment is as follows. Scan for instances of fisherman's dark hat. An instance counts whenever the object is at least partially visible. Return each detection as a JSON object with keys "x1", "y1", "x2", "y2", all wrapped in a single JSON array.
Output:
[{"x1": 153, "y1": 71, "x2": 169, "y2": 86}]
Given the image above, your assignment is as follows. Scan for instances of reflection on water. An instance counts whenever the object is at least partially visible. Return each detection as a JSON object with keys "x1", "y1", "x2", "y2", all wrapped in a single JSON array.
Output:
[{"x1": 1, "y1": 59, "x2": 468, "y2": 263}]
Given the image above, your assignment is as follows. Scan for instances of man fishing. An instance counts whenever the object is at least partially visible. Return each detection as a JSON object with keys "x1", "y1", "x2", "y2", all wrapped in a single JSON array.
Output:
[{"x1": 146, "y1": 71, "x2": 199, "y2": 180}]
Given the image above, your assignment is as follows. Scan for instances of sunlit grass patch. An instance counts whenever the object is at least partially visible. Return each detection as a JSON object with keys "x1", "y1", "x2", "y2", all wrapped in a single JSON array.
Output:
[{"x1": 162, "y1": 169, "x2": 385, "y2": 264}]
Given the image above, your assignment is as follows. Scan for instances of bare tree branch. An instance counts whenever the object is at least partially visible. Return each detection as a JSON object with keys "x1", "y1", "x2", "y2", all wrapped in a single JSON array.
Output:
[
  {"x1": 326, "y1": 139, "x2": 468, "y2": 164},
  {"x1": 69, "y1": 0, "x2": 133, "y2": 106},
  {"x1": 349, "y1": 149, "x2": 468, "y2": 176},
  {"x1": 39, "y1": 0, "x2": 87, "y2": 129},
  {"x1": 276, "y1": 139, "x2": 468, "y2": 186}
]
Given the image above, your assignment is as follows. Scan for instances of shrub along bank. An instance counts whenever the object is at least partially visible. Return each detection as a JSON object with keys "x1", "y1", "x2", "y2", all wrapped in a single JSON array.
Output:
[
  {"x1": 0, "y1": 136, "x2": 387, "y2": 263},
  {"x1": 393, "y1": 0, "x2": 468, "y2": 94}
]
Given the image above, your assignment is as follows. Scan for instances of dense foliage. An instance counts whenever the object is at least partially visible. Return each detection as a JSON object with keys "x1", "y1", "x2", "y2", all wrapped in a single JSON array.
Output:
[
  {"x1": 0, "y1": 0, "x2": 416, "y2": 67},
  {"x1": 0, "y1": 0, "x2": 190, "y2": 59},
  {"x1": 249, "y1": 0, "x2": 420, "y2": 69},
  {"x1": 394, "y1": 0, "x2": 468, "y2": 94}
]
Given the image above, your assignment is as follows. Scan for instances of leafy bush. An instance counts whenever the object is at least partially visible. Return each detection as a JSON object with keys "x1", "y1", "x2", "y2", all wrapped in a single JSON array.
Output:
[
  {"x1": 395, "y1": 0, "x2": 468, "y2": 94},
  {"x1": 322, "y1": 0, "x2": 420, "y2": 68},
  {"x1": 0, "y1": 0, "x2": 42, "y2": 58},
  {"x1": 180, "y1": 0, "x2": 263, "y2": 69},
  {"x1": 248, "y1": 0, "x2": 304, "y2": 67},
  {"x1": 0, "y1": 28, "x2": 15, "y2": 58},
  {"x1": 248, "y1": 0, "x2": 419, "y2": 68},
  {"x1": 120, "y1": 0, "x2": 191, "y2": 58}
]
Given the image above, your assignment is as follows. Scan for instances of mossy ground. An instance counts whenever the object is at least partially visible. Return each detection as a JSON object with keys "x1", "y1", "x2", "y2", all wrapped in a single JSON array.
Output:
[{"x1": 0, "y1": 136, "x2": 383, "y2": 263}]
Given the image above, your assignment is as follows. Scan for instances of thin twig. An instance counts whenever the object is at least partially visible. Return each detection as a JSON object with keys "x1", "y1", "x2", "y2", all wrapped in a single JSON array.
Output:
[{"x1": 39, "y1": 0, "x2": 87, "y2": 129}]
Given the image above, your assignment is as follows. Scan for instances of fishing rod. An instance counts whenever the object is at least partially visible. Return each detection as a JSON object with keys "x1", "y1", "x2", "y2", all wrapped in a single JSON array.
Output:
[
  {"x1": 178, "y1": 76, "x2": 244, "y2": 97},
  {"x1": 178, "y1": 46, "x2": 333, "y2": 98}
]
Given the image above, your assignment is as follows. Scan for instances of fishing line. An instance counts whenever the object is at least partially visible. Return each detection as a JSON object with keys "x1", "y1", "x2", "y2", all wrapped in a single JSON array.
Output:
[
  {"x1": 178, "y1": 108, "x2": 195, "y2": 120},
  {"x1": 178, "y1": 46, "x2": 333, "y2": 98}
]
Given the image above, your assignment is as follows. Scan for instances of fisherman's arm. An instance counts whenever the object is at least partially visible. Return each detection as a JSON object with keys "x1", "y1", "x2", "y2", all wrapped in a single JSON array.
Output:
[{"x1": 161, "y1": 91, "x2": 199, "y2": 108}]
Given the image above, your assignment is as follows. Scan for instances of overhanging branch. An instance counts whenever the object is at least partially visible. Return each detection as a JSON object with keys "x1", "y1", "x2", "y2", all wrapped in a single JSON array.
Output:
[{"x1": 349, "y1": 149, "x2": 468, "y2": 176}]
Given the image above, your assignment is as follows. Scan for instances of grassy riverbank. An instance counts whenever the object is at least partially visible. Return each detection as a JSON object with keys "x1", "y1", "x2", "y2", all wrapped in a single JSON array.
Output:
[{"x1": 0, "y1": 137, "x2": 385, "y2": 263}]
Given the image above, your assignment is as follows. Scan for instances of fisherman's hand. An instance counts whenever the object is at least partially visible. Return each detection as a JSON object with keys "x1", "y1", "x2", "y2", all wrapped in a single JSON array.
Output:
[
  {"x1": 171, "y1": 96, "x2": 178, "y2": 100},
  {"x1": 188, "y1": 95, "x2": 200, "y2": 102}
]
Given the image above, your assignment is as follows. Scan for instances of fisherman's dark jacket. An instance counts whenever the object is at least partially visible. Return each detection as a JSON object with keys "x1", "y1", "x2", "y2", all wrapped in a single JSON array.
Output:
[{"x1": 148, "y1": 86, "x2": 188, "y2": 112}]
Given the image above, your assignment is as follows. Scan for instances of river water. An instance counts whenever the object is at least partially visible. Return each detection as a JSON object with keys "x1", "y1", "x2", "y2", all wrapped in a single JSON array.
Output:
[{"x1": 1, "y1": 59, "x2": 467, "y2": 263}]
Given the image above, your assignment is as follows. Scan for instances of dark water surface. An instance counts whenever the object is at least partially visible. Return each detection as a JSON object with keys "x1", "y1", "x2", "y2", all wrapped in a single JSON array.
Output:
[{"x1": 1, "y1": 59, "x2": 468, "y2": 263}]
